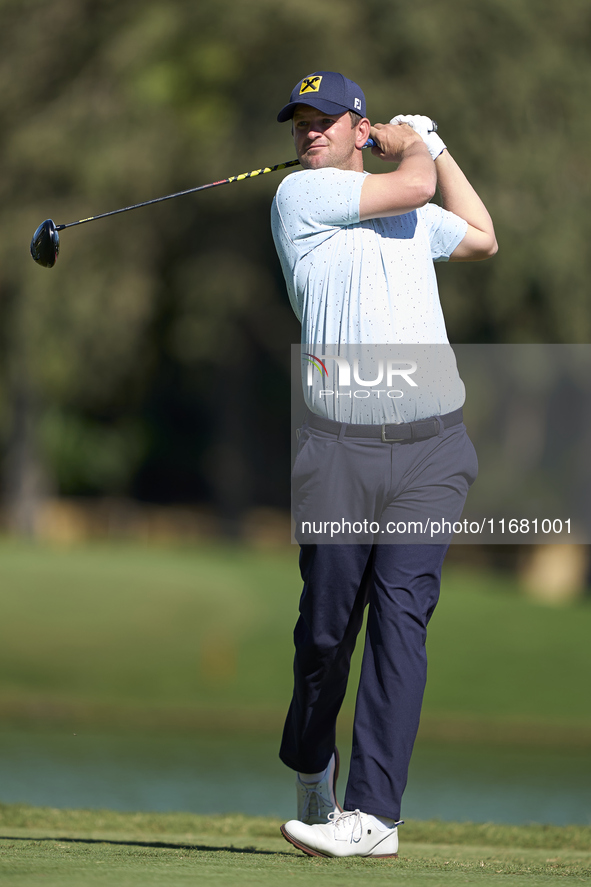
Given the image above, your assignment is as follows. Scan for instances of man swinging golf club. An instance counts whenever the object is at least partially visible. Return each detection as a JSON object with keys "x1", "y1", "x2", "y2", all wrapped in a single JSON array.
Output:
[{"x1": 271, "y1": 71, "x2": 497, "y2": 858}]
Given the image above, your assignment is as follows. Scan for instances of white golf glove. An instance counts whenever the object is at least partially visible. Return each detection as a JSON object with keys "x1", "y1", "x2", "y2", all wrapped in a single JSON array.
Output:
[{"x1": 389, "y1": 114, "x2": 446, "y2": 160}]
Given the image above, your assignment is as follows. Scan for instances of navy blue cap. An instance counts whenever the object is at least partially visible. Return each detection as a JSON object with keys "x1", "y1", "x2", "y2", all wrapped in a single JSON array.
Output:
[{"x1": 277, "y1": 71, "x2": 366, "y2": 122}]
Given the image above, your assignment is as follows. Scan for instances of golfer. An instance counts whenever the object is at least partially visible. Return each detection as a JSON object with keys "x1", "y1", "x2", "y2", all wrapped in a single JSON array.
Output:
[{"x1": 271, "y1": 71, "x2": 497, "y2": 858}]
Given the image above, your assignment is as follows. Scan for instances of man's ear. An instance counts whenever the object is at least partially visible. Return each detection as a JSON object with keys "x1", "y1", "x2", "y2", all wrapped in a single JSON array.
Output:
[{"x1": 355, "y1": 117, "x2": 371, "y2": 148}]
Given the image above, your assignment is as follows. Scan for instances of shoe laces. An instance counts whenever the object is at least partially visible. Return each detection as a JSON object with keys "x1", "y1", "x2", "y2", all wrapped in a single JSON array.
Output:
[
  {"x1": 327, "y1": 810, "x2": 404, "y2": 843},
  {"x1": 328, "y1": 809, "x2": 363, "y2": 843}
]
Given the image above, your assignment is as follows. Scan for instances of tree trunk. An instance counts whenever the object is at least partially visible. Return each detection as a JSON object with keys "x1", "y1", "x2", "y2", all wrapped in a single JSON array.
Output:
[{"x1": 2, "y1": 374, "x2": 48, "y2": 538}]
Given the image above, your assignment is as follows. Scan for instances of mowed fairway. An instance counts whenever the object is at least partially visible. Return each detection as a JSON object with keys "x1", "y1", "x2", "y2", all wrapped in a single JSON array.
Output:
[
  {"x1": 0, "y1": 538, "x2": 590, "y2": 733},
  {"x1": 1, "y1": 541, "x2": 591, "y2": 883},
  {"x1": 1, "y1": 804, "x2": 590, "y2": 887}
]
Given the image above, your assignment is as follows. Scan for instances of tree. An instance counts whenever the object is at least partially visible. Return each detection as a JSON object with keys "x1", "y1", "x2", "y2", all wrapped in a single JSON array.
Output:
[{"x1": 1, "y1": 0, "x2": 590, "y2": 532}]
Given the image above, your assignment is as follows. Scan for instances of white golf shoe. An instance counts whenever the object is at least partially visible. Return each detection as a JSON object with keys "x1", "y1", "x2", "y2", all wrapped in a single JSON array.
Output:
[
  {"x1": 296, "y1": 749, "x2": 342, "y2": 825},
  {"x1": 281, "y1": 809, "x2": 402, "y2": 858}
]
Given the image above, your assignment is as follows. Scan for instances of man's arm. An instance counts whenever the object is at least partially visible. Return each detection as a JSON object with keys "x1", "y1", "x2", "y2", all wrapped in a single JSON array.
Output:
[
  {"x1": 359, "y1": 123, "x2": 437, "y2": 221},
  {"x1": 435, "y1": 150, "x2": 498, "y2": 262}
]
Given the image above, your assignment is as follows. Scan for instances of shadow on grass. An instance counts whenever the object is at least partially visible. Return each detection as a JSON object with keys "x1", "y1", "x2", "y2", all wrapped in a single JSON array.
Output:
[{"x1": 0, "y1": 834, "x2": 289, "y2": 856}]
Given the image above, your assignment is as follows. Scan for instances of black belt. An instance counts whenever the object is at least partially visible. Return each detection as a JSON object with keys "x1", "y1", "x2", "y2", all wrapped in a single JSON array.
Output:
[{"x1": 305, "y1": 407, "x2": 463, "y2": 443}]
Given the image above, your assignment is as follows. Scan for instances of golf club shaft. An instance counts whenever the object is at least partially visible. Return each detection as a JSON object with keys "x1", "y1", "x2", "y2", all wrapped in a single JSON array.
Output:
[
  {"x1": 55, "y1": 159, "x2": 302, "y2": 231},
  {"x1": 54, "y1": 139, "x2": 383, "y2": 232},
  {"x1": 53, "y1": 131, "x2": 420, "y2": 231}
]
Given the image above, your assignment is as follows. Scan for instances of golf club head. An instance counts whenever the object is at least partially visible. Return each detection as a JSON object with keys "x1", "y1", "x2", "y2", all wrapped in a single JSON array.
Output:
[{"x1": 30, "y1": 219, "x2": 60, "y2": 268}]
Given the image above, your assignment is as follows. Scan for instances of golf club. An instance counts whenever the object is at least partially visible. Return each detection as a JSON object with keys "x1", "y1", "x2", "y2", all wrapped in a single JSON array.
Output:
[
  {"x1": 29, "y1": 124, "x2": 436, "y2": 269},
  {"x1": 29, "y1": 158, "x2": 302, "y2": 269}
]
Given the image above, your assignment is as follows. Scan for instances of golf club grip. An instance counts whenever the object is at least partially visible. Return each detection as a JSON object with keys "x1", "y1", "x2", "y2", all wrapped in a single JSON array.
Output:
[
  {"x1": 363, "y1": 121, "x2": 436, "y2": 152},
  {"x1": 56, "y1": 159, "x2": 302, "y2": 230}
]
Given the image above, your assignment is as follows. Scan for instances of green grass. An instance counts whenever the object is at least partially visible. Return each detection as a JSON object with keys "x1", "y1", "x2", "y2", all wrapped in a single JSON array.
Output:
[
  {"x1": 0, "y1": 804, "x2": 589, "y2": 886},
  {"x1": 424, "y1": 569, "x2": 591, "y2": 726},
  {"x1": 0, "y1": 538, "x2": 590, "y2": 738},
  {"x1": 2, "y1": 542, "x2": 588, "y2": 882}
]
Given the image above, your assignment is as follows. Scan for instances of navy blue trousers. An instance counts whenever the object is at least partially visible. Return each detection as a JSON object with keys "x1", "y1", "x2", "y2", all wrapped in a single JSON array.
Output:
[{"x1": 279, "y1": 542, "x2": 449, "y2": 820}]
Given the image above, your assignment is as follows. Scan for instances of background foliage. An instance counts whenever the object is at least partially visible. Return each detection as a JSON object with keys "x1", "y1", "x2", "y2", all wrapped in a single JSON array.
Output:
[{"x1": 1, "y1": 0, "x2": 590, "y2": 529}]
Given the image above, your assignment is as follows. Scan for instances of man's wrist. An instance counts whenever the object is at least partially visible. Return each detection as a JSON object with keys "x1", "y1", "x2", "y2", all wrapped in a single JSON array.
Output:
[{"x1": 404, "y1": 139, "x2": 435, "y2": 161}]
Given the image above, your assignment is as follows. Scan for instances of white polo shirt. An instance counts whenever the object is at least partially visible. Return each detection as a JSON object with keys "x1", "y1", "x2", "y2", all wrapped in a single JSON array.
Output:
[{"x1": 271, "y1": 167, "x2": 468, "y2": 423}]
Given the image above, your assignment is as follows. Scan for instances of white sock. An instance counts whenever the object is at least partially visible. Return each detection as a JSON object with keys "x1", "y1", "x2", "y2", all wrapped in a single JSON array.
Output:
[
  {"x1": 299, "y1": 770, "x2": 325, "y2": 783},
  {"x1": 298, "y1": 754, "x2": 333, "y2": 784}
]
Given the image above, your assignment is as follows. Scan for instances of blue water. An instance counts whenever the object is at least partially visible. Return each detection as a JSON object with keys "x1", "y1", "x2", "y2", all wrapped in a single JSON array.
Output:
[{"x1": 1, "y1": 729, "x2": 589, "y2": 826}]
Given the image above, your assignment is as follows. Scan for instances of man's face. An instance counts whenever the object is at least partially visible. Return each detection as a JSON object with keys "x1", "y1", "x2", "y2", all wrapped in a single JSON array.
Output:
[{"x1": 292, "y1": 105, "x2": 360, "y2": 171}]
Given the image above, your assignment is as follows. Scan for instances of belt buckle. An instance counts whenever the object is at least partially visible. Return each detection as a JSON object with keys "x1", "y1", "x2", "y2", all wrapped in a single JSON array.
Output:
[{"x1": 381, "y1": 424, "x2": 404, "y2": 442}]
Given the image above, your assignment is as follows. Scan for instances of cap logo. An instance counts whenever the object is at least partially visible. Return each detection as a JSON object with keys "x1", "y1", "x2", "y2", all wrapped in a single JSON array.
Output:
[
  {"x1": 300, "y1": 75, "x2": 322, "y2": 95},
  {"x1": 354, "y1": 97, "x2": 362, "y2": 111}
]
